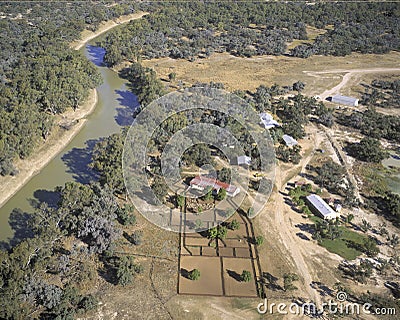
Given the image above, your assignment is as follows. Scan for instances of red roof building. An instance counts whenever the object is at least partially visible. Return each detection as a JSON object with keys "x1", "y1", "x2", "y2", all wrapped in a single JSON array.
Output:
[{"x1": 189, "y1": 176, "x2": 240, "y2": 197}]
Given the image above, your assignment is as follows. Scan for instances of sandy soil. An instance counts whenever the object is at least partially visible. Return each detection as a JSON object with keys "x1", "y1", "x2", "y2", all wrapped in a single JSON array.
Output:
[
  {"x1": 314, "y1": 67, "x2": 400, "y2": 100},
  {"x1": 71, "y1": 12, "x2": 148, "y2": 50},
  {"x1": 0, "y1": 12, "x2": 148, "y2": 209}
]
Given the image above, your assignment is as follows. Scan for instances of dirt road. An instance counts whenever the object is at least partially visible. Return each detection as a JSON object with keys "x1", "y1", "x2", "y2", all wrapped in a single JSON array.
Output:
[{"x1": 304, "y1": 67, "x2": 400, "y2": 100}]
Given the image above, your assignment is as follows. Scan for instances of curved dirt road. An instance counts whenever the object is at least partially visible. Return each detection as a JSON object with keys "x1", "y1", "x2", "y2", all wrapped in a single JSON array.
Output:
[{"x1": 304, "y1": 67, "x2": 400, "y2": 100}]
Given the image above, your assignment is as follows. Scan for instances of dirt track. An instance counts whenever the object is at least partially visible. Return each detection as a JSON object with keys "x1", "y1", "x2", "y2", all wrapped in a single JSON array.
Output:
[{"x1": 304, "y1": 67, "x2": 400, "y2": 100}]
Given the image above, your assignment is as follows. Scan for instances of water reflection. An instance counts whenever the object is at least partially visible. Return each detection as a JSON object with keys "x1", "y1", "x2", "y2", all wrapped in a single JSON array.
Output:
[
  {"x1": 86, "y1": 45, "x2": 106, "y2": 67},
  {"x1": 61, "y1": 139, "x2": 101, "y2": 184},
  {"x1": 115, "y1": 89, "x2": 140, "y2": 126}
]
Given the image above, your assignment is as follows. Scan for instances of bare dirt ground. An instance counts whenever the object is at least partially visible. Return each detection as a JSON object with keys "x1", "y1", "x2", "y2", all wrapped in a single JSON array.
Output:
[
  {"x1": 314, "y1": 67, "x2": 400, "y2": 100},
  {"x1": 179, "y1": 256, "x2": 224, "y2": 296},
  {"x1": 256, "y1": 126, "x2": 342, "y2": 304},
  {"x1": 71, "y1": 12, "x2": 148, "y2": 50}
]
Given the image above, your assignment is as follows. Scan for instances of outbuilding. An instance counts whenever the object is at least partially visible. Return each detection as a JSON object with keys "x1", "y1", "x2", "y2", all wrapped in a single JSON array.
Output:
[
  {"x1": 190, "y1": 176, "x2": 240, "y2": 197},
  {"x1": 282, "y1": 134, "x2": 298, "y2": 147},
  {"x1": 331, "y1": 95, "x2": 359, "y2": 107},
  {"x1": 306, "y1": 194, "x2": 340, "y2": 220},
  {"x1": 260, "y1": 112, "x2": 280, "y2": 129},
  {"x1": 236, "y1": 155, "x2": 251, "y2": 166}
]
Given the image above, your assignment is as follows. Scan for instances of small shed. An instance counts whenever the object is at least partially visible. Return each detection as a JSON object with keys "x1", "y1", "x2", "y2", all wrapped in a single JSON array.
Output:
[
  {"x1": 282, "y1": 134, "x2": 298, "y2": 147},
  {"x1": 260, "y1": 112, "x2": 280, "y2": 129},
  {"x1": 334, "y1": 203, "x2": 342, "y2": 213},
  {"x1": 331, "y1": 95, "x2": 359, "y2": 107},
  {"x1": 237, "y1": 155, "x2": 251, "y2": 166}
]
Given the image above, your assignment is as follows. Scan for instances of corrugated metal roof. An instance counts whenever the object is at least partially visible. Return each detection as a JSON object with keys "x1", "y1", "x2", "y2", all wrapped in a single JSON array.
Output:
[
  {"x1": 260, "y1": 112, "x2": 280, "y2": 129},
  {"x1": 190, "y1": 176, "x2": 238, "y2": 194},
  {"x1": 282, "y1": 134, "x2": 298, "y2": 146},
  {"x1": 237, "y1": 155, "x2": 251, "y2": 165},
  {"x1": 332, "y1": 95, "x2": 359, "y2": 105},
  {"x1": 306, "y1": 194, "x2": 336, "y2": 218}
]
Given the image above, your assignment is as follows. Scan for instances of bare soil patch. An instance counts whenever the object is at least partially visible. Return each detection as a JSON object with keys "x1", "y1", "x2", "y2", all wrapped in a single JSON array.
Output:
[
  {"x1": 179, "y1": 256, "x2": 223, "y2": 295},
  {"x1": 223, "y1": 258, "x2": 258, "y2": 297}
]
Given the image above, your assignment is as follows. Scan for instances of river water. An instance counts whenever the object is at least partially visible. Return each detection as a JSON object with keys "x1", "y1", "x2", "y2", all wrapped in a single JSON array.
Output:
[{"x1": 0, "y1": 44, "x2": 138, "y2": 243}]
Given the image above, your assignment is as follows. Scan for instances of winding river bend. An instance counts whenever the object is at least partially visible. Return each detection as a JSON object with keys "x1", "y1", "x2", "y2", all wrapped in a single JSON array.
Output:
[{"x1": 0, "y1": 44, "x2": 138, "y2": 242}]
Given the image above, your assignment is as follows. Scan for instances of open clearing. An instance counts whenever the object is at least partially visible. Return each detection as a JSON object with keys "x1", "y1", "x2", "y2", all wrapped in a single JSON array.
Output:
[
  {"x1": 142, "y1": 51, "x2": 400, "y2": 96},
  {"x1": 179, "y1": 256, "x2": 224, "y2": 296}
]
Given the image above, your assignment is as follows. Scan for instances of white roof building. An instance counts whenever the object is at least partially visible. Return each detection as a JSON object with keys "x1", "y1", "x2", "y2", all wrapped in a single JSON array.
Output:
[
  {"x1": 237, "y1": 155, "x2": 251, "y2": 166},
  {"x1": 282, "y1": 134, "x2": 298, "y2": 147},
  {"x1": 331, "y1": 95, "x2": 359, "y2": 107},
  {"x1": 306, "y1": 194, "x2": 339, "y2": 220},
  {"x1": 260, "y1": 112, "x2": 280, "y2": 129}
]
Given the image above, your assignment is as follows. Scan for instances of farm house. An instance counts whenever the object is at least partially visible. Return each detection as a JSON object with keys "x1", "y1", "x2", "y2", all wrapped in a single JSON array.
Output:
[{"x1": 190, "y1": 176, "x2": 240, "y2": 197}]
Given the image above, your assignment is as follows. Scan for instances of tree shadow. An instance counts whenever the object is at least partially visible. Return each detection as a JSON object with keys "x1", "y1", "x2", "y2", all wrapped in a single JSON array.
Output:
[
  {"x1": 296, "y1": 232, "x2": 311, "y2": 241},
  {"x1": 0, "y1": 208, "x2": 35, "y2": 250},
  {"x1": 180, "y1": 268, "x2": 191, "y2": 279},
  {"x1": 98, "y1": 255, "x2": 118, "y2": 285},
  {"x1": 227, "y1": 269, "x2": 242, "y2": 282},
  {"x1": 61, "y1": 139, "x2": 100, "y2": 184},
  {"x1": 115, "y1": 89, "x2": 140, "y2": 126},
  {"x1": 85, "y1": 45, "x2": 105, "y2": 67},
  {"x1": 263, "y1": 272, "x2": 283, "y2": 291},
  {"x1": 32, "y1": 189, "x2": 60, "y2": 208}
]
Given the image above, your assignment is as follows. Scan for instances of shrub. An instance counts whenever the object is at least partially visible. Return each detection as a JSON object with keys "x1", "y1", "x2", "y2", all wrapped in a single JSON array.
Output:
[{"x1": 188, "y1": 269, "x2": 201, "y2": 280}]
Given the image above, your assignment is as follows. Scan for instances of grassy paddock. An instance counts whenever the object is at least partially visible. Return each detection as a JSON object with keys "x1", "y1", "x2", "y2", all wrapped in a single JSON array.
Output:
[
  {"x1": 142, "y1": 51, "x2": 400, "y2": 95},
  {"x1": 309, "y1": 215, "x2": 368, "y2": 260}
]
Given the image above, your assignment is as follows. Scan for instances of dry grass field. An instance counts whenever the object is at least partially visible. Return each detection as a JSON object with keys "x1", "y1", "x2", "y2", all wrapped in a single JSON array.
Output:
[{"x1": 142, "y1": 51, "x2": 400, "y2": 96}]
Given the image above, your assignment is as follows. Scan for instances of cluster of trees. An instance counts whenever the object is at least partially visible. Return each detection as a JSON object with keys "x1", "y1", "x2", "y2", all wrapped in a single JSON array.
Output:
[
  {"x1": 0, "y1": 2, "x2": 137, "y2": 175},
  {"x1": 346, "y1": 137, "x2": 389, "y2": 163},
  {"x1": 182, "y1": 143, "x2": 212, "y2": 167},
  {"x1": 384, "y1": 192, "x2": 400, "y2": 227},
  {"x1": 0, "y1": 179, "x2": 140, "y2": 318},
  {"x1": 338, "y1": 108, "x2": 400, "y2": 143},
  {"x1": 361, "y1": 79, "x2": 400, "y2": 109},
  {"x1": 100, "y1": 2, "x2": 399, "y2": 65},
  {"x1": 313, "y1": 160, "x2": 347, "y2": 195},
  {"x1": 91, "y1": 130, "x2": 127, "y2": 194},
  {"x1": 245, "y1": 82, "x2": 333, "y2": 164},
  {"x1": 119, "y1": 62, "x2": 165, "y2": 109},
  {"x1": 313, "y1": 218, "x2": 343, "y2": 242},
  {"x1": 276, "y1": 144, "x2": 302, "y2": 164},
  {"x1": 116, "y1": 256, "x2": 143, "y2": 286}
]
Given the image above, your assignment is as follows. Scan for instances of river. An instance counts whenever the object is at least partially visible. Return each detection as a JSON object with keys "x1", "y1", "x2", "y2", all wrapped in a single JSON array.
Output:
[{"x1": 0, "y1": 44, "x2": 138, "y2": 243}]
